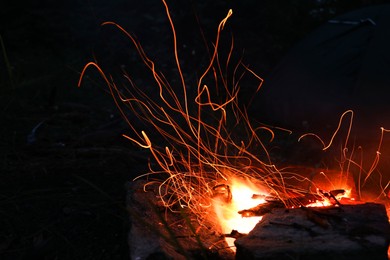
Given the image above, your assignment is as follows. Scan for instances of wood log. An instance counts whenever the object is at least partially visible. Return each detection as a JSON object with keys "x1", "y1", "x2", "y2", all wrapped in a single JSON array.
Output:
[{"x1": 235, "y1": 203, "x2": 390, "y2": 260}]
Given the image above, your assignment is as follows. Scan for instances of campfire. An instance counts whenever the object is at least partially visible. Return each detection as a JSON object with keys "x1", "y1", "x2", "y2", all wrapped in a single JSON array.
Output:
[{"x1": 78, "y1": 1, "x2": 390, "y2": 259}]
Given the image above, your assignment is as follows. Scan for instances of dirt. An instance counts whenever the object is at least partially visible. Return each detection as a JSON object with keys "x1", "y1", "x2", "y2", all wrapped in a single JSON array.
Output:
[{"x1": 0, "y1": 0, "x2": 386, "y2": 259}]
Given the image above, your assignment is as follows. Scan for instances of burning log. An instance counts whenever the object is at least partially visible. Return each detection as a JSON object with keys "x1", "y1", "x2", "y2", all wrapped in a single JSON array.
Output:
[{"x1": 235, "y1": 203, "x2": 390, "y2": 260}]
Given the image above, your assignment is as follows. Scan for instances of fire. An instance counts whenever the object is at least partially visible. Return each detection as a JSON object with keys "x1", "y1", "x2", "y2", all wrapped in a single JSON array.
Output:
[
  {"x1": 211, "y1": 177, "x2": 267, "y2": 250},
  {"x1": 211, "y1": 174, "x2": 355, "y2": 249},
  {"x1": 213, "y1": 177, "x2": 268, "y2": 234},
  {"x1": 78, "y1": 0, "x2": 389, "y2": 255}
]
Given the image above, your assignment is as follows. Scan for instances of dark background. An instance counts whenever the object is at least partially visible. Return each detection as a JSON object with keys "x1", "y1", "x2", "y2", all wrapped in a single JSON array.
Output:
[{"x1": 1, "y1": 0, "x2": 388, "y2": 259}]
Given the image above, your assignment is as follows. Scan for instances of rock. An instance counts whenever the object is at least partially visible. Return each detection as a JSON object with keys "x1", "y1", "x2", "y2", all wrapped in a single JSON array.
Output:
[{"x1": 235, "y1": 203, "x2": 390, "y2": 260}]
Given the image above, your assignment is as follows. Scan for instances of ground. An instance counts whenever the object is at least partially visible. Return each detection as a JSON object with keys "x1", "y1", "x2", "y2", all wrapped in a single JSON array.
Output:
[{"x1": 0, "y1": 1, "x2": 386, "y2": 259}]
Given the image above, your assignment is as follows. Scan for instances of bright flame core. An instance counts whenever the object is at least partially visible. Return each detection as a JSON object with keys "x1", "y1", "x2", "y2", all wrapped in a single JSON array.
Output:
[{"x1": 213, "y1": 177, "x2": 267, "y2": 234}]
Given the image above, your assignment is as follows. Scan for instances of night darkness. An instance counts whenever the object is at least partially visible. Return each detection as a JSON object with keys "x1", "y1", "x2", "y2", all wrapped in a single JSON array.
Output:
[{"x1": 1, "y1": 0, "x2": 389, "y2": 259}]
